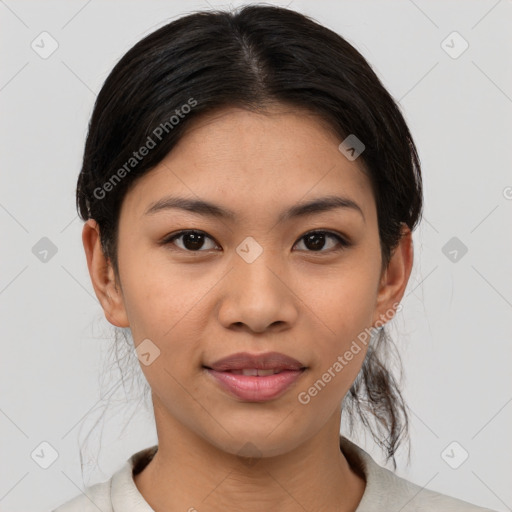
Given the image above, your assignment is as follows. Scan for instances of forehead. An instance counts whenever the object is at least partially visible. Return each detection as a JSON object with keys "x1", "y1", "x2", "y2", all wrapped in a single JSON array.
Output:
[{"x1": 121, "y1": 105, "x2": 375, "y2": 223}]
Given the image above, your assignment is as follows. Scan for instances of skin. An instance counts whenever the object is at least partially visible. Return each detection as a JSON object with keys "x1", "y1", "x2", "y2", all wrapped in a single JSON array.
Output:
[{"x1": 83, "y1": 105, "x2": 413, "y2": 512}]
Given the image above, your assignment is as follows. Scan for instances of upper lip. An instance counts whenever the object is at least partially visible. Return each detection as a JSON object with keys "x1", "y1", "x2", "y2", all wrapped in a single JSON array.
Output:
[{"x1": 205, "y1": 351, "x2": 306, "y2": 372}]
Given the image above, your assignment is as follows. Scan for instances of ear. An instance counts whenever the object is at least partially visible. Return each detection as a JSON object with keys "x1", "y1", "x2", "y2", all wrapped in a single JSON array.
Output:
[
  {"x1": 372, "y1": 223, "x2": 414, "y2": 327},
  {"x1": 82, "y1": 219, "x2": 129, "y2": 328}
]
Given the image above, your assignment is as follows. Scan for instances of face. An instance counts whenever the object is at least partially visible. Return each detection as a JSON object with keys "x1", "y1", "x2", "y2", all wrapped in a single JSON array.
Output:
[{"x1": 85, "y1": 105, "x2": 412, "y2": 458}]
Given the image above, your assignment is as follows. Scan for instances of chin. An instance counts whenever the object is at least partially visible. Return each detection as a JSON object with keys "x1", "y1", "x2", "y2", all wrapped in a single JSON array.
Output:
[{"x1": 197, "y1": 420, "x2": 311, "y2": 460}]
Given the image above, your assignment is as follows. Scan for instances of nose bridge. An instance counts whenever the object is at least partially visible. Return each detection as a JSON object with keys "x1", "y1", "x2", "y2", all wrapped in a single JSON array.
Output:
[{"x1": 233, "y1": 235, "x2": 283, "y2": 298}]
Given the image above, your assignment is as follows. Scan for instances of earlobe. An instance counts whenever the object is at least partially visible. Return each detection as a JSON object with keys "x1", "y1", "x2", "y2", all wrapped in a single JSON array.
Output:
[
  {"x1": 82, "y1": 219, "x2": 130, "y2": 328},
  {"x1": 372, "y1": 224, "x2": 414, "y2": 327}
]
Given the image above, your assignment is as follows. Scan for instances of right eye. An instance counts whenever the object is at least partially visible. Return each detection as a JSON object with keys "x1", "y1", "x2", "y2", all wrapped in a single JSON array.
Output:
[{"x1": 162, "y1": 230, "x2": 220, "y2": 252}]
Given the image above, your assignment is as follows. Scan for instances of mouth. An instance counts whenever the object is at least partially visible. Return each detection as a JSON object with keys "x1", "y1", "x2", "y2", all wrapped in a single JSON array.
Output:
[
  {"x1": 222, "y1": 368, "x2": 288, "y2": 376},
  {"x1": 203, "y1": 351, "x2": 307, "y2": 402}
]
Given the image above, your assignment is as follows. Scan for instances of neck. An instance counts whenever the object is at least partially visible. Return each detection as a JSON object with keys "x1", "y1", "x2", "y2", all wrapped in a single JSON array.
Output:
[{"x1": 134, "y1": 404, "x2": 365, "y2": 512}]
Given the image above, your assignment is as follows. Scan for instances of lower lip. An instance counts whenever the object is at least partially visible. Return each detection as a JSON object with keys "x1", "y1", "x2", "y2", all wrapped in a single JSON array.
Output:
[{"x1": 205, "y1": 368, "x2": 305, "y2": 402}]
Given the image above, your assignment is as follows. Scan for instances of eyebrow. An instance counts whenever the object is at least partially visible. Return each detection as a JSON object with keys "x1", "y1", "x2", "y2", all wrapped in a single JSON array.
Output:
[{"x1": 144, "y1": 194, "x2": 365, "y2": 223}]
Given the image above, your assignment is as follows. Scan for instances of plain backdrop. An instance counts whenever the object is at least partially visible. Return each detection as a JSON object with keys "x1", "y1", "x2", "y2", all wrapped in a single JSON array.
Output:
[{"x1": 1, "y1": 1, "x2": 511, "y2": 511}]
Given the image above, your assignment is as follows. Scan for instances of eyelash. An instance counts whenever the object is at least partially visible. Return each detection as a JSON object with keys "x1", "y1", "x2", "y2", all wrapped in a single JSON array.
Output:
[{"x1": 161, "y1": 229, "x2": 351, "y2": 254}]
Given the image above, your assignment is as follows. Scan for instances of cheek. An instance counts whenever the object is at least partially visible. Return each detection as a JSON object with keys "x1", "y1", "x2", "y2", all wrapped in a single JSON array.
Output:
[
  {"x1": 295, "y1": 295, "x2": 373, "y2": 420},
  {"x1": 118, "y1": 256, "x2": 212, "y2": 382},
  {"x1": 117, "y1": 244, "x2": 190, "y2": 336},
  {"x1": 299, "y1": 256, "x2": 380, "y2": 397},
  {"x1": 123, "y1": 279, "x2": 203, "y2": 364},
  {"x1": 308, "y1": 258, "x2": 380, "y2": 340}
]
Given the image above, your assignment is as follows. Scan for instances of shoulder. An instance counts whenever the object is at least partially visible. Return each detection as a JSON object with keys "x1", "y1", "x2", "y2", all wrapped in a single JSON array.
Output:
[
  {"x1": 50, "y1": 445, "x2": 158, "y2": 512},
  {"x1": 366, "y1": 465, "x2": 497, "y2": 511},
  {"x1": 340, "y1": 436, "x2": 498, "y2": 512},
  {"x1": 51, "y1": 479, "x2": 112, "y2": 512}
]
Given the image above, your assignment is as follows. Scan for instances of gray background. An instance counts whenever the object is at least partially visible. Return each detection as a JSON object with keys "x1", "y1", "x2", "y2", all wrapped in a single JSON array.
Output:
[{"x1": 1, "y1": 0, "x2": 511, "y2": 511}]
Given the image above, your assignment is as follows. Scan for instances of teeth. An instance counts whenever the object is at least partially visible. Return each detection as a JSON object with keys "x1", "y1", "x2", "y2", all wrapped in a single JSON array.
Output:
[{"x1": 230, "y1": 369, "x2": 282, "y2": 376}]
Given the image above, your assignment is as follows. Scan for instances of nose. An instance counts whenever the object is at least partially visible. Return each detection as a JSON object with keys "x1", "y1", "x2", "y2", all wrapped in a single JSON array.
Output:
[{"x1": 217, "y1": 252, "x2": 299, "y2": 334}]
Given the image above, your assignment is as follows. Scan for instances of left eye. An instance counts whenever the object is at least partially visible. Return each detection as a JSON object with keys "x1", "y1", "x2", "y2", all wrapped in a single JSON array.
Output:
[
  {"x1": 293, "y1": 231, "x2": 349, "y2": 252},
  {"x1": 162, "y1": 230, "x2": 349, "y2": 253}
]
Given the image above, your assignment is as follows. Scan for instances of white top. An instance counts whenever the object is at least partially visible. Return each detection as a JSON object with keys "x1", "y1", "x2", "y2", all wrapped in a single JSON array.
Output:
[{"x1": 52, "y1": 436, "x2": 496, "y2": 511}]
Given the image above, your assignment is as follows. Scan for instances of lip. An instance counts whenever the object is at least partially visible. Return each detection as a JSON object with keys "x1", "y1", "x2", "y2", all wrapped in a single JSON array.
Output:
[
  {"x1": 205, "y1": 351, "x2": 305, "y2": 372},
  {"x1": 203, "y1": 351, "x2": 307, "y2": 402}
]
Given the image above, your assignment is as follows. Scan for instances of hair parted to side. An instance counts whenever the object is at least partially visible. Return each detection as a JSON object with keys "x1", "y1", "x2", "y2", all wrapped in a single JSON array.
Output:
[{"x1": 76, "y1": 4, "x2": 422, "y2": 471}]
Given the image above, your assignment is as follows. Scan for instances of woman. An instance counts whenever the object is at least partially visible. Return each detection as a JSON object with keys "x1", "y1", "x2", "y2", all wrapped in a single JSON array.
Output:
[{"x1": 52, "y1": 4, "x2": 497, "y2": 511}]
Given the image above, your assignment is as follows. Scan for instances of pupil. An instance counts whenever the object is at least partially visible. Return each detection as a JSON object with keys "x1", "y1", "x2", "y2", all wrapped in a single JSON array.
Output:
[
  {"x1": 305, "y1": 233, "x2": 325, "y2": 251},
  {"x1": 184, "y1": 232, "x2": 204, "y2": 250}
]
